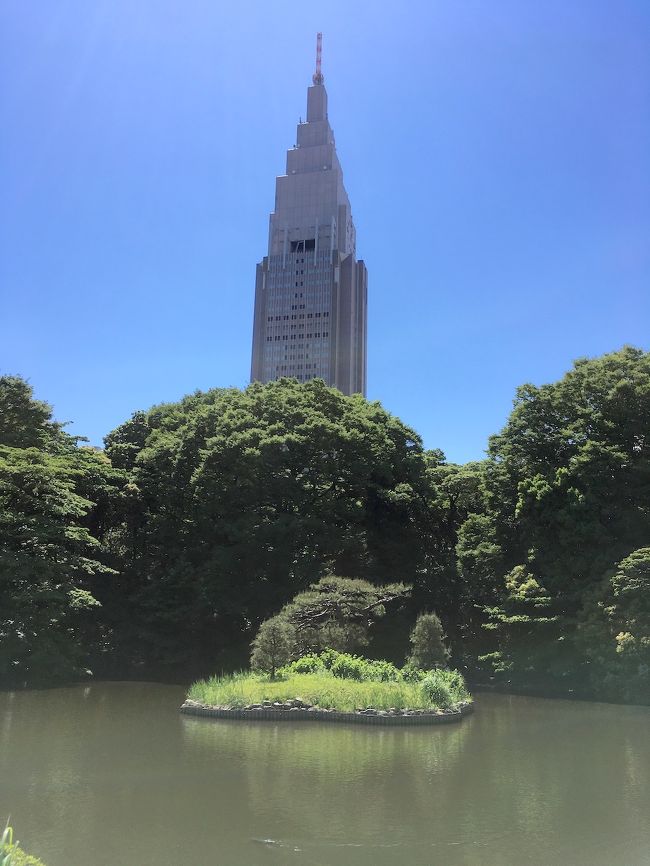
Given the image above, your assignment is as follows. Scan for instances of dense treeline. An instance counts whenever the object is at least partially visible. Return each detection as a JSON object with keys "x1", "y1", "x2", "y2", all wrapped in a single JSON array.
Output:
[{"x1": 1, "y1": 347, "x2": 648, "y2": 702}]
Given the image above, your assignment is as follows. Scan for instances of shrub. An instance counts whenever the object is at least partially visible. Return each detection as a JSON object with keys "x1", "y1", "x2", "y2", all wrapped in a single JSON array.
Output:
[
  {"x1": 367, "y1": 659, "x2": 401, "y2": 682},
  {"x1": 408, "y1": 612, "x2": 449, "y2": 670},
  {"x1": 330, "y1": 653, "x2": 368, "y2": 680},
  {"x1": 401, "y1": 663, "x2": 426, "y2": 683},
  {"x1": 420, "y1": 673, "x2": 453, "y2": 709},
  {"x1": 280, "y1": 650, "x2": 401, "y2": 683},
  {"x1": 283, "y1": 653, "x2": 322, "y2": 675},
  {"x1": 319, "y1": 648, "x2": 341, "y2": 670}
]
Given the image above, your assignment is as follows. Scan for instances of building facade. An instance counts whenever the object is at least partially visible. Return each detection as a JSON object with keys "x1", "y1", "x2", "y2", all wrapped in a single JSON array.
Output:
[{"x1": 250, "y1": 58, "x2": 367, "y2": 396}]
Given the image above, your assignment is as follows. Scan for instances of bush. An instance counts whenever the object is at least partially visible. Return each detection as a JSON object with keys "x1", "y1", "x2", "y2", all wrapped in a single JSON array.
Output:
[
  {"x1": 260, "y1": 649, "x2": 469, "y2": 703},
  {"x1": 330, "y1": 653, "x2": 368, "y2": 680},
  {"x1": 367, "y1": 659, "x2": 401, "y2": 682},
  {"x1": 279, "y1": 650, "x2": 401, "y2": 683},
  {"x1": 319, "y1": 648, "x2": 341, "y2": 670},
  {"x1": 420, "y1": 673, "x2": 453, "y2": 709},
  {"x1": 401, "y1": 663, "x2": 426, "y2": 683},
  {"x1": 284, "y1": 653, "x2": 322, "y2": 674}
]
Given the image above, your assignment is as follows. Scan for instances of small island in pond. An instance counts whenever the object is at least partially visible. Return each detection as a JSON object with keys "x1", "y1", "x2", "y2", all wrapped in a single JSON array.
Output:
[
  {"x1": 182, "y1": 649, "x2": 473, "y2": 725},
  {"x1": 182, "y1": 579, "x2": 473, "y2": 725}
]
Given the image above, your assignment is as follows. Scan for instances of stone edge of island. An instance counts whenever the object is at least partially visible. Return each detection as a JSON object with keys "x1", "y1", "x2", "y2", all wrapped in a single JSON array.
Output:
[{"x1": 179, "y1": 700, "x2": 474, "y2": 726}]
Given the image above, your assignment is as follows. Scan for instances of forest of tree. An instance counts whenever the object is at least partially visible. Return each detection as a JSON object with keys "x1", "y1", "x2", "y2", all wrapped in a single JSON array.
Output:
[{"x1": 1, "y1": 346, "x2": 648, "y2": 703}]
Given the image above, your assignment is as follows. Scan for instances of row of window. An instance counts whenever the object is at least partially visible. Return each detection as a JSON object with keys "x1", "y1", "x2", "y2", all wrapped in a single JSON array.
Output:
[
  {"x1": 267, "y1": 332, "x2": 329, "y2": 342},
  {"x1": 272, "y1": 373, "x2": 321, "y2": 382},
  {"x1": 267, "y1": 281, "x2": 330, "y2": 291},
  {"x1": 276, "y1": 363, "x2": 322, "y2": 372},
  {"x1": 268, "y1": 322, "x2": 328, "y2": 333},
  {"x1": 267, "y1": 311, "x2": 329, "y2": 322}
]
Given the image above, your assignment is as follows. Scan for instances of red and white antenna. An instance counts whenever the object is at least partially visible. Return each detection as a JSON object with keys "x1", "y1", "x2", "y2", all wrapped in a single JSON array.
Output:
[{"x1": 312, "y1": 32, "x2": 324, "y2": 85}]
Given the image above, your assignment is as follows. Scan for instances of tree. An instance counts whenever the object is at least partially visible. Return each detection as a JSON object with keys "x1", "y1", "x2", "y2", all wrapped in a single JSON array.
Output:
[
  {"x1": 410, "y1": 457, "x2": 487, "y2": 630},
  {"x1": 576, "y1": 548, "x2": 650, "y2": 702},
  {"x1": 250, "y1": 617, "x2": 296, "y2": 678},
  {"x1": 0, "y1": 377, "x2": 116, "y2": 685},
  {"x1": 457, "y1": 348, "x2": 650, "y2": 696},
  {"x1": 250, "y1": 577, "x2": 411, "y2": 664},
  {"x1": 0, "y1": 446, "x2": 111, "y2": 684},
  {"x1": 103, "y1": 411, "x2": 150, "y2": 471},
  {"x1": 0, "y1": 376, "x2": 65, "y2": 450},
  {"x1": 408, "y1": 612, "x2": 449, "y2": 669},
  {"x1": 102, "y1": 379, "x2": 428, "y2": 667},
  {"x1": 278, "y1": 576, "x2": 411, "y2": 655},
  {"x1": 479, "y1": 566, "x2": 566, "y2": 687}
]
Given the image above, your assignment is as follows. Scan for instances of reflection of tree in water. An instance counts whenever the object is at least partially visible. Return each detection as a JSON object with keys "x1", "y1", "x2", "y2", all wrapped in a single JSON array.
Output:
[
  {"x1": 181, "y1": 717, "x2": 471, "y2": 846},
  {"x1": 181, "y1": 698, "x2": 650, "y2": 865}
]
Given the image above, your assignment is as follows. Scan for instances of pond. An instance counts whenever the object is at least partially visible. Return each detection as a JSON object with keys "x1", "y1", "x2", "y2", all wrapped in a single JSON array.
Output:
[{"x1": 1, "y1": 683, "x2": 649, "y2": 865}]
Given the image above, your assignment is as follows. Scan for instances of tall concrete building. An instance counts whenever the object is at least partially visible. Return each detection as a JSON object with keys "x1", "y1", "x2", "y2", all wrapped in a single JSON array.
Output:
[{"x1": 250, "y1": 37, "x2": 367, "y2": 396}]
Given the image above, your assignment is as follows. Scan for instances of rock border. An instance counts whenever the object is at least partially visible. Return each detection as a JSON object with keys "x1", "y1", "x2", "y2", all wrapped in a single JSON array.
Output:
[{"x1": 180, "y1": 700, "x2": 474, "y2": 726}]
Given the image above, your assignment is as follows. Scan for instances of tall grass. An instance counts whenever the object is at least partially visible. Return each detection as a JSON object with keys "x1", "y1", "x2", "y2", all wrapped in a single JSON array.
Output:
[
  {"x1": 1, "y1": 824, "x2": 12, "y2": 866},
  {"x1": 188, "y1": 667, "x2": 470, "y2": 712},
  {"x1": 1, "y1": 824, "x2": 46, "y2": 866}
]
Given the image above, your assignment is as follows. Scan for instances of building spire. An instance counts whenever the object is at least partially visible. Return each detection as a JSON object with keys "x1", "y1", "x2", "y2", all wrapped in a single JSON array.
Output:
[{"x1": 312, "y1": 32, "x2": 324, "y2": 85}]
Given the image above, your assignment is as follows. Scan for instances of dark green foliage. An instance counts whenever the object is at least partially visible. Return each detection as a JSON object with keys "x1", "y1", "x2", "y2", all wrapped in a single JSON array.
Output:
[
  {"x1": 0, "y1": 376, "x2": 64, "y2": 451},
  {"x1": 0, "y1": 378, "x2": 118, "y2": 686},
  {"x1": 103, "y1": 411, "x2": 149, "y2": 471},
  {"x1": 101, "y1": 379, "x2": 428, "y2": 668},
  {"x1": 4, "y1": 347, "x2": 649, "y2": 702},
  {"x1": 273, "y1": 575, "x2": 410, "y2": 655},
  {"x1": 479, "y1": 566, "x2": 564, "y2": 684},
  {"x1": 408, "y1": 612, "x2": 449, "y2": 669},
  {"x1": 461, "y1": 348, "x2": 650, "y2": 694},
  {"x1": 576, "y1": 548, "x2": 650, "y2": 702}
]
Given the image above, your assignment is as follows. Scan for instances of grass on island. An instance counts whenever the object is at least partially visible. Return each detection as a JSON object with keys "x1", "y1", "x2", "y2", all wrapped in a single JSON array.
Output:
[{"x1": 188, "y1": 651, "x2": 471, "y2": 713}]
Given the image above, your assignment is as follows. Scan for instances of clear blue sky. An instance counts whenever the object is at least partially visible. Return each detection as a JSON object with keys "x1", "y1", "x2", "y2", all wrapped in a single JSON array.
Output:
[{"x1": 1, "y1": 1, "x2": 648, "y2": 463}]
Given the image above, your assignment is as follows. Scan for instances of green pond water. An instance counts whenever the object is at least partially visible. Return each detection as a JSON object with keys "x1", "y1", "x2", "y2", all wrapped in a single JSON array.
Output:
[{"x1": 1, "y1": 683, "x2": 649, "y2": 866}]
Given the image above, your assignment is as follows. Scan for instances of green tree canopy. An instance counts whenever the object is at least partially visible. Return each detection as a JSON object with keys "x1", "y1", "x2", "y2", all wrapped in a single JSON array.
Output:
[
  {"x1": 458, "y1": 347, "x2": 650, "y2": 691},
  {"x1": 103, "y1": 378, "x2": 428, "y2": 666},
  {"x1": 576, "y1": 548, "x2": 650, "y2": 702},
  {"x1": 0, "y1": 376, "x2": 65, "y2": 450},
  {"x1": 408, "y1": 612, "x2": 449, "y2": 669},
  {"x1": 0, "y1": 378, "x2": 117, "y2": 685},
  {"x1": 250, "y1": 617, "x2": 296, "y2": 678},
  {"x1": 276, "y1": 575, "x2": 410, "y2": 655}
]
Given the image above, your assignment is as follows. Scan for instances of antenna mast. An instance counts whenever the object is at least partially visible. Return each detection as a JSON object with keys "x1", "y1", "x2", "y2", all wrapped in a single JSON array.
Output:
[{"x1": 312, "y1": 32, "x2": 324, "y2": 85}]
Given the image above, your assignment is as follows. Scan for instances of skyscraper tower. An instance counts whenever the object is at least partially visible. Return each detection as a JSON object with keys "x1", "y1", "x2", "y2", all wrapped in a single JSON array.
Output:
[{"x1": 250, "y1": 34, "x2": 367, "y2": 396}]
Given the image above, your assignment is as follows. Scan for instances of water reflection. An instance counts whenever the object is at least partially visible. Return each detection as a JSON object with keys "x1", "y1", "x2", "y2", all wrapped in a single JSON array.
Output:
[
  {"x1": 0, "y1": 685, "x2": 648, "y2": 866},
  {"x1": 182, "y1": 715, "x2": 470, "y2": 847}
]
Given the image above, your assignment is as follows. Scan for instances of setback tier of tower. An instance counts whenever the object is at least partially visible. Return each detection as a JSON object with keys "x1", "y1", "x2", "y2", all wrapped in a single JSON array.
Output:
[{"x1": 251, "y1": 66, "x2": 367, "y2": 396}]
